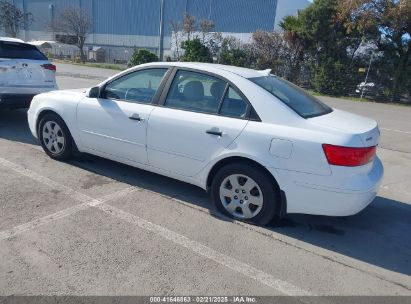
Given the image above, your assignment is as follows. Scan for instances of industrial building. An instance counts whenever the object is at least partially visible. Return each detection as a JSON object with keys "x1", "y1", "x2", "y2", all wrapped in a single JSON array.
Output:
[{"x1": 3, "y1": 0, "x2": 310, "y2": 62}]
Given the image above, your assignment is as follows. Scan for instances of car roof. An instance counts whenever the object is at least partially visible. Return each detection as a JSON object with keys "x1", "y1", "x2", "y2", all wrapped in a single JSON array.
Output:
[
  {"x1": 0, "y1": 37, "x2": 25, "y2": 43},
  {"x1": 146, "y1": 62, "x2": 270, "y2": 79}
]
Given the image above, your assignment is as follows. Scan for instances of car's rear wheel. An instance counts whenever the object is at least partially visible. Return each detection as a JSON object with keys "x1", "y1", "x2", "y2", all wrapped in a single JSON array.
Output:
[
  {"x1": 211, "y1": 163, "x2": 279, "y2": 226},
  {"x1": 38, "y1": 114, "x2": 72, "y2": 160}
]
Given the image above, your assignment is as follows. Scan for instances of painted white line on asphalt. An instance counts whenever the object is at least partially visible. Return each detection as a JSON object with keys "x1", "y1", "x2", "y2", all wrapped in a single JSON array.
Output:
[
  {"x1": 0, "y1": 187, "x2": 136, "y2": 241},
  {"x1": 0, "y1": 202, "x2": 90, "y2": 241},
  {"x1": 0, "y1": 156, "x2": 311, "y2": 296},
  {"x1": 381, "y1": 128, "x2": 411, "y2": 135},
  {"x1": 95, "y1": 202, "x2": 312, "y2": 296},
  {"x1": 0, "y1": 156, "x2": 99, "y2": 205}
]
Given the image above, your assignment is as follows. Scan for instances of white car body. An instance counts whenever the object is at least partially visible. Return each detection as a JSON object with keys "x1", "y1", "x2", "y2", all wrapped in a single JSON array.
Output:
[
  {"x1": 0, "y1": 37, "x2": 58, "y2": 109},
  {"x1": 28, "y1": 62, "x2": 383, "y2": 217}
]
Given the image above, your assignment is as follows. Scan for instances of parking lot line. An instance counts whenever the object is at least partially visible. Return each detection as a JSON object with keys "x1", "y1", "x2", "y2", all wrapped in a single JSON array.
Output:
[
  {"x1": 381, "y1": 127, "x2": 411, "y2": 135},
  {"x1": 0, "y1": 187, "x2": 136, "y2": 241},
  {"x1": 94, "y1": 201, "x2": 312, "y2": 296},
  {"x1": 0, "y1": 156, "x2": 101, "y2": 205},
  {"x1": 0, "y1": 155, "x2": 311, "y2": 296}
]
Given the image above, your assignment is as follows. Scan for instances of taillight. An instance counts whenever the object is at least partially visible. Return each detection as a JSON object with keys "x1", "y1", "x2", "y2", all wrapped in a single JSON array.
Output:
[
  {"x1": 41, "y1": 64, "x2": 56, "y2": 72},
  {"x1": 322, "y1": 144, "x2": 376, "y2": 167}
]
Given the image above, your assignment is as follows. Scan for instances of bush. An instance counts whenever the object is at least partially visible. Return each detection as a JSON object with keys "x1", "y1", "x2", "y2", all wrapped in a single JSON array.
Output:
[
  {"x1": 128, "y1": 49, "x2": 158, "y2": 67},
  {"x1": 313, "y1": 59, "x2": 354, "y2": 96},
  {"x1": 220, "y1": 48, "x2": 254, "y2": 68},
  {"x1": 181, "y1": 38, "x2": 213, "y2": 63}
]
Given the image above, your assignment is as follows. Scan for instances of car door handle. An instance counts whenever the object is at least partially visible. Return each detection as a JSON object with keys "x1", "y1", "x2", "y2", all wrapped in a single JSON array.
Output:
[
  {"x1": 129, "y1": 113, "x2": 144, "y2": 122},
  {"x1": 206, "y1": 129, "x2": 223, "y2": 137}
]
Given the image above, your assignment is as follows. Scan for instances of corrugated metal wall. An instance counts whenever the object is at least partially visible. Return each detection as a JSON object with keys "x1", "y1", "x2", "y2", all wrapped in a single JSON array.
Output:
[{"x1": 16, "y1": 0, "x2": 278, "y2": 37}]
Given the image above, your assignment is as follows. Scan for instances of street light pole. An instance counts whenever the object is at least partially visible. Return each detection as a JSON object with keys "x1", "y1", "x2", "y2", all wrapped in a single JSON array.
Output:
[
  {"x1": 159, "y1": 0, "x2": 165, "y2": 61},
  {"x1": 360, "y1": 53, "x2": 374, "y2": 100}
]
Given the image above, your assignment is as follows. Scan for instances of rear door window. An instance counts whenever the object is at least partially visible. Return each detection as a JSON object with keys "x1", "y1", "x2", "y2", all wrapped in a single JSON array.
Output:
[
  {"x1": 164, "y1": 70, "x2": 227, "y2": 114},
  {"x1": 0, "y1": 42, "x2": 48, "y2": 60},
  {"x1": 219, "y1": 86, "x2": 248, "y2": 118}
]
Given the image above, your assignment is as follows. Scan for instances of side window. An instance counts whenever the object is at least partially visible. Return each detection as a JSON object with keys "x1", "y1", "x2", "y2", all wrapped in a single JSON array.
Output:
[
  {"x1": 164, "y1": 70, "x2": 227, "y2": 114},
  {"x1": 104, "y1": 68, "x2": 167, "y2": 103},
  {"x1": 219, "y1": 86, "x2": 248, "y2": 118}
]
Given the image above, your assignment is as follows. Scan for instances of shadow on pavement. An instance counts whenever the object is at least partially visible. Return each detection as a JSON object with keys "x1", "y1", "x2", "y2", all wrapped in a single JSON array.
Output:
[
  {"x1": 1, "y1": 108, "x2": 410, "y2": 278},
  {"x1": 0, "y1": 109, "x2": 38, "y2": 145}
]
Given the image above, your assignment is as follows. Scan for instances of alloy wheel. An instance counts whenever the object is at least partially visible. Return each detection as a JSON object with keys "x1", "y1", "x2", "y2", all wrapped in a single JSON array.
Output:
[{"x1": 42, "y1": 121, "x2": 65, "y2": 155}]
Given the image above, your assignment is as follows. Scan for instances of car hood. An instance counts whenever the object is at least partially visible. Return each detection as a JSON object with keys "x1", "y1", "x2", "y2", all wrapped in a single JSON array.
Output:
[
  {"x1": 308, "y1": 109, "x2": 380, "y2": 147},
  {"x1": 46, "y1": 88, "x2": 88, "y2": 97}
]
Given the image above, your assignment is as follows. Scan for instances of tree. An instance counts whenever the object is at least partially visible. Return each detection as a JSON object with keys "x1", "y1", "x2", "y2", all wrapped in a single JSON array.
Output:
[
  {"x1": 0, "y1": 0, "x2": 33, "y2": 38},
  {"x1": 181, "y1": 38, "x2": 213, "y2": 63},
  {"x1": 280, "y1": 15, "x2": 307, "y2": 83},
  {"x1": 51, "y1": 7, "x2": 92, "y2": 63},
  {"x1": 337, "y1": 0, "x2": 411, "y2": 101},
  {"x1": 183, "y1": 13, "x2": 197, "y2": 41},
  {"x1": 207, "y1": 32, "x2": 223, "y2": 59},
  {"x1": 128, "y1": 49, "x2": 158, "y2": 67},
  {"x1": 278, "y1": 0, "x2": 358, "y2": 95},
  {"x1": 170, "y1": 20, "x2": 182, "y2": 60},
  {"x1": 219, "y1": 36, "x2": 255, "y2": 67},
  {"x1": 250, "y1": 30, "x2": 303, "y2": 80},
  {"x1": 200, "y1": 19, "x2": 215, "y2": 44}
]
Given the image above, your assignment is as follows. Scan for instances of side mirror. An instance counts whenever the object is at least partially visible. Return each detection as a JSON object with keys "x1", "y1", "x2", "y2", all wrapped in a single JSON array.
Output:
[{"x1": 87, "y1": 86, "x2": 101, "y2": 98}]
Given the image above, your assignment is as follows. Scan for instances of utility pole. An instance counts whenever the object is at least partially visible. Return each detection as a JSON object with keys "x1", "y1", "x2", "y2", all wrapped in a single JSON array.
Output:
[
  {"x1": 158, "y1": 0, "x2": 165, "y2": 61},
  {"x1": 360, "y1": 53, "x2": 374, "y2": 100},
  {"x1": 22, "y1": 0, "x2": 28, "y2": 40}
]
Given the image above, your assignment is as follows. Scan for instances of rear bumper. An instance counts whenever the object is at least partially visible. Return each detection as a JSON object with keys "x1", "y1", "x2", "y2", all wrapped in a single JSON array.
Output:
[
  {"x1": 269, "y1": 157, "x2": 384, "y2": 216},
  {"x1": 0, "y1": 84, "x2": 58, "y2": 108},
  {"x1": 0, "y1": 94, "x2": 35, "y2": 108}
]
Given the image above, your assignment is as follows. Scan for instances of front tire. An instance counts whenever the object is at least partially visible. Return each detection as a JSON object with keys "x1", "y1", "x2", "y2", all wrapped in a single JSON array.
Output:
[
  {"x1": 211, "y1": 163, "x2": 279, "y2": 226},
  {"x1": 38, "y1": 114, "x2": 72, "y2": 160}
]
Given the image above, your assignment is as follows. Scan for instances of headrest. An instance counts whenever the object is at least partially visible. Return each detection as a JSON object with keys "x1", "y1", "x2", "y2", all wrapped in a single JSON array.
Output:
[{"x1": 183, "y1": 81, "x2": 204, "y2": 101}]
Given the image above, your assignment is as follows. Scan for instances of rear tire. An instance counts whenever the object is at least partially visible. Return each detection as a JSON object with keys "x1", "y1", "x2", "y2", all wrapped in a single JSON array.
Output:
[
  {"x1": 211, "y1": 162, "x2": 279, "y2": 226},
  {"x1": 38, "y1": 114, "x2": 72, "y2": 160}
]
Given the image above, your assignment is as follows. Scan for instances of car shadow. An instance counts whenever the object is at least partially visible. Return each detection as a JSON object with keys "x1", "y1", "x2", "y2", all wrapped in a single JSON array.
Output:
[
  {"x1": 0, "y1": 109, "x2": 38, "y2": 145},
  {"x1": 1, "y1": 108, "x2": 410, "y2": 278}
]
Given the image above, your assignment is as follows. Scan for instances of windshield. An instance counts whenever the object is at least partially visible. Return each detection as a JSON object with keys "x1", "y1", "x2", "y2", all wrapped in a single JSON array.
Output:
[{"x1": 250, "y1": 75, "x2": 333, "y2": 118}]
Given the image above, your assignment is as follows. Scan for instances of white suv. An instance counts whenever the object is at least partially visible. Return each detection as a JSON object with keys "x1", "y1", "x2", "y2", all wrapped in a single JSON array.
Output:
[{"x1": 0, "y1": 37, "x2": 58, "y2": 109}]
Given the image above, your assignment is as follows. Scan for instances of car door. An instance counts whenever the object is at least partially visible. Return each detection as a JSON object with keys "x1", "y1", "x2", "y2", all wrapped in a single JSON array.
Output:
[
  {"x1": 77, "y1": 68, "x2": 169, "y2": 164},
  {"x1": 147, "y1": 69, "x2": 251, "y2": 177}
]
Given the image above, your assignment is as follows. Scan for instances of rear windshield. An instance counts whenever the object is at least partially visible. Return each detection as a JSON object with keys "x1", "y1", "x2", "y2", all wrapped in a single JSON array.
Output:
[
  {"x1": 250, "y1": 75, "x2": 332, "y2": 118},
  {"x1": 0, "y1": 42, "x2": 48, "y2": 60}
]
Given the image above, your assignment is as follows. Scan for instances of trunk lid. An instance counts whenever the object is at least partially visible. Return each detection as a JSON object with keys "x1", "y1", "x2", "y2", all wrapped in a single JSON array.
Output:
[
  {"x1": 0, "y1": 59, "x2": 19, "y2": 86},
  {"x1": 309, "y1": 109, "x2": 380, "y2": 147},
  {"x1": 15, "y1": 59, "x2": 55, "y2": 87}
]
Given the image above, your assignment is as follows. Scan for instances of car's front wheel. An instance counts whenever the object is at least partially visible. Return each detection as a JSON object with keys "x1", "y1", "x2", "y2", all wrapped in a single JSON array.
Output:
[
  {"x1": 38, "y1": 114, "x2": 72, "y2": 160},
  {"x1": 211, "y1": 163, "x2": 279, "y2": 226}
]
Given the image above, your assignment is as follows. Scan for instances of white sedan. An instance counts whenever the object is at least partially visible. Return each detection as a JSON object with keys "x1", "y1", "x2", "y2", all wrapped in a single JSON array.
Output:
[{"x1": 28, "y1": 62, "x2": 383, "y2": 226}]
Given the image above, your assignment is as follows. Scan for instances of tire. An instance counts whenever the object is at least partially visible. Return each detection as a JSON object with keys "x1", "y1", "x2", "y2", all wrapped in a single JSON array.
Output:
[
  {"x1": 38, "y1": 113, "x2": 73, "y2": 160},
  {"x1": 211, "y1": 162, "x2": 279, "y2": 226}
]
